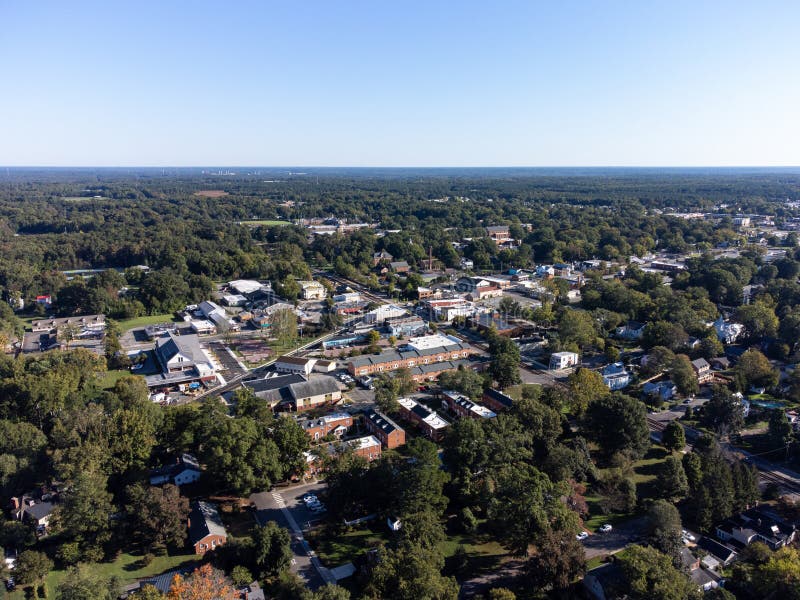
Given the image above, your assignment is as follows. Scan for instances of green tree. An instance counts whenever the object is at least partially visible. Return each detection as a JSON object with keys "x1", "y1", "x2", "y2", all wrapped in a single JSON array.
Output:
[
  {"x1": 311, "y1": 584, "x2": 351, "y2": 600},
  {"x1": 56, "y1": 564, "x2": 120, "y2": 600},
  {"x1": 270, "y1": 307, "x2": 298, "y2": 345},
  {"x1": 252, "y1": 521, "x2": 293, "y2": 578},
  {"x1": 656, "y1": 455, "x2": 689, "y2": 501},
  {"x1": 735, "y1": 300, "x2": 779, "y2": 340},
  {"x1": 124, "y1": 483, "x2": 190, "y2": 551},
  {"x1": 363, "y1": 543, "x2": 459, "y2": 600},
  {"x1": 558, "y1": 309, "x2": 596, "y2": 349},
  {"x1": 757, "y1": 546, "x2": 800, "y2": 599},
  {"x1": 525, "y1": 527, "x2": 586, "y2": 592},
  {"x1": 702, "y1": 385, "x2": 745, "y2": 437},
  {"x1": 734, "y1": 349, "x2": 778, "y2": 391},
  {"x1": 566, "y1": 367, "x2": 609, "y2": 416},
  {"x1": 57, "y1": 469, "x2": 114, "y2": 561},
  {"x1": 272, "y1": 415, "x2": 311, "y2": 479},
  {"x1": 646, "y1": 500, "x2": 684, "y2": 564},
  {"x1": 670, "y1": 354, "x2": 699, "y2": 397},
  {"x1": 616, "y1": 545, "x2": 702, "y2": 600},
  {"x1": 661, "y1": 421, "x2": 686, "y2": 453},
  {"x1": 584, "y1": 393, "x2": 650, "y2": 460},
  {"x1": 438, "y1": 368, "x2": 485, "y2": 400},
  {"x1": 767, "y1": 408, "x2": 793, "y2": 449},
  {"x1": 14, "y1": 550, "x2": 53, "y2": 588}
]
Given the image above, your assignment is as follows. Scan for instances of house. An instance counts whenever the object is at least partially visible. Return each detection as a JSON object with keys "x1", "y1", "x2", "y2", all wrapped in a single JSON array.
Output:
[
  {"x1": 389, "y1": 261, "x2": 411, "y2": 274},
  {"x1": 714, "y1": 316, "x2": 745, "y2": 344},
  {"x1": 372, "y1": 250, "x2": 393, "y2": 266},
  {"x1": 442, "y1": 390, "x2": 496, "y2": 419},
  {"x1": 12, "y1": 497, "x2": 54, "y2": 530},
  {"x1": 710, "y1": 357, "x2": 730, "y2": 370},
  {"x1": 549, "y1": 351, "x2": 579, "y2": 370},
  {"x1": 250, "y1": 375, "x2": 342, "y2": 412},
  {"x1": 145, "y1": 332, "x2": 217, "y2": 390},
  {"x1": 582, "y1": 563, "x2": 625, "y2": 600},
  {"x1": 397, "y1": 397, "x2": 449, "y2": 441},
  {"x1": 149, "y1": 453, "x2": 202, "y2": 486},
  {"x1": 697, "y1": 537, "x2": 737, "y2": 567},
  {"x1": 469, "y1": 313, "x2": 520, "y2": 337},
  {"x1": 31, "y1": 314, "x2": 106, "y2": 336},
  {"x1": 275, "y1": 355, "x2": 317, "y2": 376},
  {"x1": 298, "y1": 280, "x2": 326, "y2": 301},
  {"x1": 615, "y1": 320, "x2": 646, "y2": 340},
  {"x1": 602, "y1": 362, "x2": 632, "y2": 391},
  {"x1": 304, "y1": 435, "x2": 383, "y2": 476},
  {"x1": 300, "y1": 412, "x2": 353, "y2": 442},
  {"x1": 364, "y1": 409, "x2": 406, "y2": 449},
  {"x1": 188, "y1": 501, "x2": 227, "y2": 555},
  {"x1": 482, "y1": 388, "x2": 515, "y2": 412},
  {"x1": 715, "y1": 507, "x2": 797, "y2": 550},
  {"x1": 691, "y1": 358, "x2": 714, "y2": 384},
  {"x1": 681, "y1": 548, "x2": 720, "y2": 592},
  {"x1": 643, "y1": 380, "x2": 677, "y2": 401},
  {"x1": 460, "y1": 258, "x2": 474, "y2": 270}
]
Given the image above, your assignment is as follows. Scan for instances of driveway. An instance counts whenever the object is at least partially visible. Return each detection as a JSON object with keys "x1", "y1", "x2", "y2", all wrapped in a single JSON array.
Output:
[
  {"x1": 581, "y1": 516, "x2": 648, "y2": 559},
  {"x1": 250, "y1": 482, "x2": 334, "y2": 589}
]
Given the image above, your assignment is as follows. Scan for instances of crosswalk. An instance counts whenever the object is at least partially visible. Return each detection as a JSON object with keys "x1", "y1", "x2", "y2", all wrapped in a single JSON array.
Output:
[{"x1": 271, "y1": 492, "x2": 284, "y2": 506}]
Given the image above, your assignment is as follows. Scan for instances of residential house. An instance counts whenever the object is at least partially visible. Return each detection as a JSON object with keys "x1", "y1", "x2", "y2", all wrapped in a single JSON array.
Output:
[
  {"x1": 372, "y1": 250, "x2": 394, "y2": 266},
  {"x1": 149, "y1": 453, "x2": 203, "y2": 486},
  {"x1": 304, "y1": 436, "x2": 383, "y2": 476},
  {"x1": 549, "y1": 351, "x2": 579, "y2": 370},
  {"x1": 397, "y1": 397, "x2": 449, "y2": 441},
  {"x1": 460, "y1": 258, "x2": 474, "y2": 270},
  {"x1": 715, "y1": 507, "x2": 796, "y2": 550},
  {"x1": 482, "y1": 388, "x2": 515, "y2": 412},
  {"x1": 691, "y1": 358, "x2": 714, "y2": 384},
  {"x1": 615, "y1": 320, "x2": 646, "y2": 340},
  {"x1": 643, "y1": 380, "x2": 677, "y2": 401},
  {"x1": 364, "y1": 409, "x2": 406, "y2": 449},
  {"x1": 298, "y1": 280, "x2": 326, "y2": 301},
  {"x1": 697, "y1": 537, "x2": 737, "y2": 567},
  {"x1": 275, "y1": 355, "x2": 317, "y2": 376},
  {"x1": 442, "y1": 390, "x2": 496, "y2": 419},
  {"x1": 188, "y1": 501, "x2": 227, "y2": 555},
  {"x1": 582, "y1": 563, "x2": 625, "y2": 600},
  {"x1": 300, "y1": 412, "x2": 353, "y2": 442},
  {"x1": 602, "y1": 362, "x2": 632, "y2": 391},
  {"x1": 12, "y1": 496, "x2": 54, "y2": 531},
  {"x1": 486, "y1": 225, "x2": 511, "y2": 244},
  {"x1": 714, "y1": 316, "x2": 745, "y2": 344},
  {"x1": 249, "y1": 375, "x2": 342, "y2": 412}
]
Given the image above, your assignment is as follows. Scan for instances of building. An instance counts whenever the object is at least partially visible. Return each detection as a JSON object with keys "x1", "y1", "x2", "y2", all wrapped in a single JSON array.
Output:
[
  {"x1": 364, "y1": 409, "x2": 406, "y2": 449},
  {"x1": 323, "y1": 333, "x2": 365, "y2": 349},
  {"x1": 389, "y1": 261, "x2": 411, "y2": 273},
  {"x1": 442, "y1": 390, "x2": 496, "y2": 419},
  {"x1": 372, "y1": 250, "x2": 393, "y2": 266},
  {"x1": 245, "y1": 375, "x2": 342, "y2": 412},
  {"x1": 12, "y1": 496, "x2": 55, "y2": 531},
  {"x1": 228, "y1": 279, "x2": 268, "y2": 296},
  {"x1": 715, "y1": 507, "x2": 797, "y2": 550},
  {"x1": 221, "y1": 293, "x2": 248, "y2": 307},
  {"x1": 602, "y1": 362, "x2": 632, "y2": 391},
  {"x1": 691, "y1": 358, "x2": 714, "y2": 384},
  {"x1": 397, "y1": 397, "x2": 449, "y2": 441},
  {"x1": 482, "y1": 388, "x2": 515, "y2": 412},
  {"x1": 549, "y1": 351, "x2": 579, "y2": 370},
  {"x1": 314, "y1": 359, "x2": 337, "y2": 373},
  {"x1": 583, "y1": 563, "x2": 625, "y2": 600},
  {"x1": 614, "y1": 320, "x2": 646, "y2": 340},
  {"x1": 363, "y1": 304, "x2": 408, "y2": 324},
  {"x1": 469, "y1": 313, "x2": 521, "y2": 337},
  {"x1": 31, "y1": 313, "x2": 106, "y2": 335},
  {"x1": 198, "y1": 300, "x2": 236, "y2": 332},
  {"x1": 299, "y1": 412, "x2": 353, "y2": 442},
  {"x1": 350, "y1": 435, "x2": 382, "y2": 461},
  {"x1": 697, "y1": 537, "x2": 737, "y2": 567},
  {"x1": 384, "y1": 315, "x2": 427, "y2": 337},
  {"x1": 643, "y1": 380, "x2": 677, "y2": 401},
  {"x1": 486, "y1": 225, "x2": 512, "y2": 244},
  {"x1": 275, "y1": 355, "x2": 318, "y2": 376},
  {"x1": 190, "y1": 319, "x2": 216, "y2": 335},
  {"x1": 346, "y1": 338, "x2": 476, "y2": 378},
  {"x1": 298, "y1": 280, "x2": 326, "y2": 301},
  {"x1": 149, "y1": 453, "x2": 202, "y2": 486},
  {"x1": 416, "y1": 287, "x2": 440, "y2": 301},
  {"x1": 145, "y1": 332, "x2": 217, "y2": 390},
  {"x1": 714, "y1": 316, "x2": 745, "y2": 344},
  {"x1": 304, "y1": 435, "x2": 383, "y2": 476},
  {"x1": 188, "y1": 501, "x2": 227, "y2": 555}
]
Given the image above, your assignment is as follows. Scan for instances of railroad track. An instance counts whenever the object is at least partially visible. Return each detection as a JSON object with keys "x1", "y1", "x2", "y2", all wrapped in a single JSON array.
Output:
[{"x1": 757, "y1": 469, "x2": 800, "y2": 494}]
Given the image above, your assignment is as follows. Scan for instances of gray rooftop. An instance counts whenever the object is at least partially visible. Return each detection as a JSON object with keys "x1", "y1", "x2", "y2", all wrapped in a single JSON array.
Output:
[{"x1": 188, "y1": 501, "x2": 226, "y2": 544}]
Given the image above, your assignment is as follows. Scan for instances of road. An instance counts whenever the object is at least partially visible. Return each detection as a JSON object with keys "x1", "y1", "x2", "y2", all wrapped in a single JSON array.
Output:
[
  {"x1": 251, "y1": 482, "x2": 335, "y2": 589},
  {"x1": 580, "y1": 516, "x2": 648, "y2": 559}
]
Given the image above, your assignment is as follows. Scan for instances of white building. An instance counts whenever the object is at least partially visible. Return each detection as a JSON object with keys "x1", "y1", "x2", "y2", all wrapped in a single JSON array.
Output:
[
  {"x1": 298, "y1": 280, "x2": 326, "y2": 301},
  {"x1": 550, "y1": 351, "x2": 579, "y2": 370},
  {"x1": 274, "y1": 355, "x2": 318, "y2": 376},
  {"x1": 363, "y1": 304, "x2": 408, "y2": 324}
]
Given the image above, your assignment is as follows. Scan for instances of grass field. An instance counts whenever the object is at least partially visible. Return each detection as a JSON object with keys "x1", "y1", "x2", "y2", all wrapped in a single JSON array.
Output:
[
  {"x1": 118, "y1": 314, "x2": 178, "y2": 332},
  {"x1": 97, "y1": 369, "x2": 133, "y2": 389},
  {"x1": 308, "y1": 525, "x2": 388, "y2": 566},
  {"x1": 10, "y1": 550, "x2": 197, "y2": 599}
]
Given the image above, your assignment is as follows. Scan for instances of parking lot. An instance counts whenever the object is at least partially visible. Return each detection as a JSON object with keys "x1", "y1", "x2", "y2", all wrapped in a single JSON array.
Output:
[{"x1": 207, "y1": 340, "x2": 247, "y2": 378}]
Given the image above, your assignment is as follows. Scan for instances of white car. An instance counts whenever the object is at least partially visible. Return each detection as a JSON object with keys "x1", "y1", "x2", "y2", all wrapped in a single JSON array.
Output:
[
  {"x1": 302, "y1": 494, "x2": 318, "y2": 505},
  {"x1": 576, "y1": 531, "x2": 589, "y2": 541},
  {"x1": 599, "y1": 524, "x2": 613, "y2": 533},
  {"x1": 681, "y1": 530, "x2": 696, "y2": 542}
]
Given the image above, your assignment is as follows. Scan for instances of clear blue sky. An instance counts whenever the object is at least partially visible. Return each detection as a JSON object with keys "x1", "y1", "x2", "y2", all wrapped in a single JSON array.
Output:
[{"x1": 1, "y1": 1, "x2": 798, "y2": 166}]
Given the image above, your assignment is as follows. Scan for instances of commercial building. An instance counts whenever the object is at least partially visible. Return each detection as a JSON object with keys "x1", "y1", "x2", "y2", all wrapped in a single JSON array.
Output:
[{"x1": 346, "y1": 338, "x2": 477, "y2": 378}]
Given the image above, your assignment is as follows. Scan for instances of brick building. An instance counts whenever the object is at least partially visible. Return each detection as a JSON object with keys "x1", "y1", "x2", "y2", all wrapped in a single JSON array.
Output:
[
  {"x1": 397, "y1": 397, "x2": 449, "y2": 441},
  {"x1": 364, "y1": 409, "x2": 406, "y2": 449},
  {"x1": 300, "y1": 412, "x2": 353, "y2": 442},
  {"x1": 441, "y1": 390, "x2": 497, "y2": 420}
]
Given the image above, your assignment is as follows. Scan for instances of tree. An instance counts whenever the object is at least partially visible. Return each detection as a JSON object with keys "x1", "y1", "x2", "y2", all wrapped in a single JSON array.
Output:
[
  {"x1": 646, "y1": 500, "x2": 683, "y2": 564},
  {"x1": 525, "y1": 527, "x2": 586, "y2": 592},
  {"x1": 362, "y1": 543, "x2": 459, "y2": 600},
  {"x1": 702, "y1": 385, "x2": 745, "y2": 437},
  {"x1": 757, "y1": 546, "x2": 800, "y2": 599},
  {"x1": 670, "y1": 354, "x2": 699, "y2": 397},
  {"x1": 56, "y1": 564, "x2": 120, "y2": 600},
  {"x1": 558, "y1": 309, "x2": 596, "y2": 349},
  {"x1": 124, "y1": 483, "x2": 190, "y2": 551},
  {"x1": 485, "y1": 589, "x2": 516, "y2": 600},
  {"x1": 270, "y1": 308, "x2": 298, "y2": 345},
  {"x1": 57, "y1": 469, "x2": 114, "y2": 561},
  {"x1": 584, "y1": 394, "x2": 650, "y2": 460},
  {"x1": 14, "y1": 550, "x2": 53, "y2": 588},
  {"x1": 272, "y1": 415, "x2": 311, "y2": 479},
  {"x1": 166, "y1": 564, "x2": 238, "y2": 600},
  {"x1": 251, "y1": 521, "x2": 292, "y2": 578},
  {"x1": 311, "y1": 584, "x2": 351, "y2": 600},
  {"x1": 567, "y1": 368, "x2": 609, "y2": 416},
  {"x1": 616, "y1": 545, "x2": 702, "y2": 600},
  {"x1": 735, "y1": 300, "x2": 779, "y2": 340},
  {"x1": 642, "y1": 321, "x2": 688, "y2": 351},
  {"x1": 641, "y1": 346, "x2": 676, "y2": 377},
  {"x1": 734, "y1": 349, "x2": 778, "y2": 391},
  {"x1": 768, "y1": 408, "x2": 793, "y2": 449},
  {"x1": 438, "y1": 368, "x2": 485, "y2": 400},
  {"x1": 661, "y1": 421, "x2": 686, "y2": 453},
  {"x1": 656, "y1": 455, "x2": 689, "y2": 501}
]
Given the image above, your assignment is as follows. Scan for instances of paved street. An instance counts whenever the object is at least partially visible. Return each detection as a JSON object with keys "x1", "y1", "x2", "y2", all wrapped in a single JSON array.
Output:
[
  {"x1": 250, "y1": 482, "x2": 334, "y2": 590},
  {"x1": 580, "y1": 516, "x2": 648, "y2": 559}
]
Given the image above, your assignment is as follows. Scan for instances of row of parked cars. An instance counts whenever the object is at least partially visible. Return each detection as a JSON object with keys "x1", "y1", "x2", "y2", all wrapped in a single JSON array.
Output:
[{"x1": 576, "y1": 523, "x2": 612, "y2": 541}]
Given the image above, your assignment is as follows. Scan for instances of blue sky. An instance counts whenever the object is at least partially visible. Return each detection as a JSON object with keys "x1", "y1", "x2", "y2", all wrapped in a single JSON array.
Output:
[{"x1": 1, "y1": 1, "x2": 798, "y2": 166}]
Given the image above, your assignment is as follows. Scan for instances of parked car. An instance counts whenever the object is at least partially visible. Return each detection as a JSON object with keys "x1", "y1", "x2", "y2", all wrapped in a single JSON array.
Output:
[
  {"x1": 303, "y1": 494, "x2": 318, "y2": 505},
  {"x1": 681, "y1": 529, "x2": 696, "y2": 542},
  {"x1": 6, "y1": 578, "x2": 14, "y2": 591},
  {"x1": 576, "y1": 531, "x2": 589, "y2": 541},
  {"x1": 599, "y1": 524, "x2": 613, "y2": 533}
]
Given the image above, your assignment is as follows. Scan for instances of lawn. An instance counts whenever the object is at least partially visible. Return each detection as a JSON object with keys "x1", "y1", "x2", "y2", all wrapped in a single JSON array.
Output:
[
  {"x1": 10, "y1": 550, "x2": 197, "y2": 599},
  {"x1": 237, "y1": 219, "x2": 292, "y2": 226},
  {"x1": 97, "y1": 369, "x2": 134, "y2": 389},
  {"x1": 308, "y1": 524, "x2": 388, "y2": 566},
  {"x1": 118, "y1": 313, "x2": 179, "y2": 332}
]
